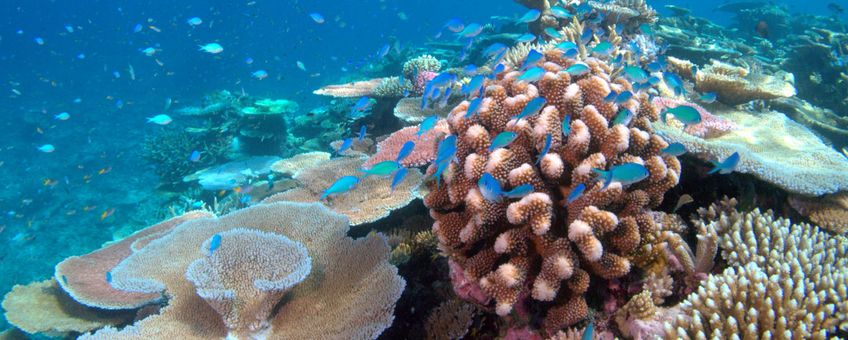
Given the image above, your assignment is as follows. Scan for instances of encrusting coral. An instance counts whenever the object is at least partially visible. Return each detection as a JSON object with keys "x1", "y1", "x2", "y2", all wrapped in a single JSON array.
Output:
[
  {"x1": 663, "y1": 201, "x2": 848, "y2": 338},
  {"x1": 265, "y1": 156, "x2": 423, "y2": 226},
  {"x1": 425, "y1": 45, "x2": 681, "y2": 335}
]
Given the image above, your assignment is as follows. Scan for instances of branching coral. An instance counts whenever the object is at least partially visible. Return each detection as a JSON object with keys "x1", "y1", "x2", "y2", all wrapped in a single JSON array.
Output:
[
  {"x1": 142, "y1": 129, "x2": 230, "y2": 186},
  {"x1": 424, "y1": 299, "x2": 478, "y2": 340},
  {"x1": 425, "y1": 48, "x2": 681, "y2": 335},
  {"x1": 664, "y1": 204, "x2": 848, "y2": 338}
]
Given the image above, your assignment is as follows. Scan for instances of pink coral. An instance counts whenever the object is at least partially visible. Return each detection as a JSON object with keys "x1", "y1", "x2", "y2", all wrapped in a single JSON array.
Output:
[
  {"x1": 363, "y1": 119, "x2": 449, "y2": 168},
  {"x1": 651, "y1": 97, "x2": 737, "y2": 138},
  {"x1": 449, "y1": 259, "x2": 491, "y2": 305},
  {"x1": 415, "y1": 71, "x2": 439, "y2": 93}
]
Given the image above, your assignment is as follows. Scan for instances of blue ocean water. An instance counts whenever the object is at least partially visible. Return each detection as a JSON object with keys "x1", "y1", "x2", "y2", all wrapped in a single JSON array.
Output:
[{"x1": 0, "y1": 0, "x2": 846, "y2": 336}]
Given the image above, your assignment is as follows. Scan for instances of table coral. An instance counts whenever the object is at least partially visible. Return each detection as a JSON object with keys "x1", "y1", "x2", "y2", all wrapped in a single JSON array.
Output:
[
  {"x1": 76, "y1": 201, "x2": 404, "y2": 339},
  {"x1": 694, "y1": 60, "x2": 795, "y2": 105},
  {"x1": 270, "y1": 151, "x2": 331, "y2": 177},
  {"x1": 424, "y1": 50, "x2": 681, "y2": 334},
  {"x1": 313, "y1": 78, "x2": 387, "y2": 97},
  {"x1": 653, "y1": 105, "x2": 848, "y2": 195},
  {"x1": 394, "y1": 97, "x2": 454, "y2": 124},
  {"x1": 264, "y1": 156, "x2": 423, "y2": 226}
]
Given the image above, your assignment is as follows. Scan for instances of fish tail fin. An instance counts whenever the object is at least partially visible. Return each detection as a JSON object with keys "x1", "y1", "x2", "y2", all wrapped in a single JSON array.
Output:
[
  {"x1": 707, "y1": 165, "x2": 721, "y2": 175},
  {"x1": 592, "y1": 169, "x2": 611, "y2": 190}
]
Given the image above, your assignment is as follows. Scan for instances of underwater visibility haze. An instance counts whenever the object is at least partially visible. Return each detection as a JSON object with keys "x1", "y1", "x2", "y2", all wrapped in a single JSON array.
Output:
[{"x1": 1, "y1": 0, "x2": 848, "y2": 338}]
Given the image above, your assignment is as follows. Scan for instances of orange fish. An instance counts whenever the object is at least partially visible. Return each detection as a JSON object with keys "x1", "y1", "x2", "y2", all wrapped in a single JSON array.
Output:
[
  {"x1": 233, "y1": 186, "x2": 242, "y2": 194},
  {"x1": 100, "y1": 208, "x2": 116, "y2": 221},
  {"x1": 98, "y1": 166, "x2": 112, "y2": 175}
]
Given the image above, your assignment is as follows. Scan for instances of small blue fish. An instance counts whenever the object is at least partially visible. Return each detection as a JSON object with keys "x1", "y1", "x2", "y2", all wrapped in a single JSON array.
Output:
[
  {"x1": 321, "y1": 176, "x2": 360, "y2": 199},
  {"x1": 358, "y1": 125, "x2": 367, "y2": 142},
  {"x1": 337, "y1": 138, "x2": 353, "y2": 154},
  {"x1": 391, "y1": 167, "x2": 409, "y2": 193},
  {"x1": 62, "y1": 275, "x2": 68, "y2": 284},
  {"x1": 478, "y1": 173, "x2": 533, "y2": 202},
  {"x1": 458, "y1": 23, "x2": 483, "y2": 38},
  {"x1": 614, "y1": 91, "x2": 633, "y2": 104},
  {"x1": 593, "y1": 163, "x2": 650, "y2": 189},
  {"x1": 483, "y1": 43, "x2": 507, "y2": 58},
  {"x1": 699, "y1": 92, "x2": 717, "y2": 104},
  {"x1": 351, "y1": 96, "x2": 373, "y2": 116},
  {"x1": 708, "y1": 152, "x2": 740, "y2": 175},
  {"x1": 466, "y1": 97, "x2": 483, "y2": 118},
  {"x1": 537, "y1": 133, "x2": 552, "y2": 164},
  {"x1": 187, "y1": 17, "x2": 203, "y2": 26},
  {"x1": 647, "y1": 61, "x2": 665, "y2": 72},
  {"x1": 612, "y1": 108, "x2": 633, "y2": 126},
  {"x1": 647, "y1": 76, "x2": 662, "y2": 85},
  {"x1": 567, "y1": 183, "x2": 586, "y2": 204},
  {"x1": 435, "y1": 135, "x2": 458, "y2": 165},
  {"x1": 517, "y1": 9, "x2": 542, "y2": 23},
  {"x1": 603, "y1": 92, "x2": 618, "y2": 103},
  {"x1": 623, "y1": 66, "x2": 648, "y2": 83},
  {"x1": 240, "y1": 195, "x2": 252, "y2": 204},
  {"x1": 54, "y1": 112, "x2": 70, "y2": 120},
  {"x1": 105, "y1": 271, "x2": 112, "y2": 283},
  {"x1": 661, "y1": 105, "x2": 702, "y2": 126},
  {"x1": 464, "y1": 64, "x2": 478, "y2": 75},
  {"x1": 555, "y1": 41, "x2": 578, "y2": 52},
  {"x1": 417, "y1": 115, "x2": 438, "y2": 139},
  {"x1": 361, "y1": 161, "x2": 401, "y2": 177},
  {"x1": 189, "y1": 150, "x2": 201, "y2": 162},
  {"x1": 464, "y1": 75, "x2": 486, "y2": 97},
  {"x1": 521, "y1": 49, "x2": 544, "y2": 70},
  {"x1": 566, "y1": 63, "x2": 590, "y2": 76},
  {"x1": 582, "y1": 319, "x2": 594, "y2": 340},
  {"x1": 551, "y1": 6, "x2": 571, "y2": 19},
  {"x1": 432, "y1": 159, "x2": 450, "y2": 188},
  {"x1": 209, "y1": 233, "x2": 222, "y2": 255},
  {"x1": 308, "y1": 12, "x2": 325, "y2": 23},
  {"x1": 639, "y1": 23, "x2": 653, "y2": 36},
  {"x1": 518, "y1": 66, "x2": 545, "y2": 83},
  {"x1": 562, "y1": 115, "x2": 571, "y2": 136},
  {"x1": 489, "y1": 132, "x2": 518, "y2": 151},
  {"x1": 591, "y1": 41, "x2": 614, "y2": 56},
  {"x1": 515, "y1": 33, "x2": 537, "y2": 44},
  {"x1": 661, "y1": 142, "x2": 687, "y2": 156},
  {"x1": 544, "y1": 27, "x2": 563, "y2": 39},
  {"x1": 515, "y1": 97, "x2": 546, "y2": 122},
  {"x1": 396, "y1": 141, "x2": 415, "y2": 163},
  {"x1": 444, "y1": 18, "x2": 465, "y2": 33}
]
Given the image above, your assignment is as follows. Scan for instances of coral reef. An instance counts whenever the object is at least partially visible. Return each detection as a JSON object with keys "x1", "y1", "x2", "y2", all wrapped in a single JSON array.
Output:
[
  {"x1": 269, "y1": 151, "x2": 331, "y2": 177},
  {"x1": 394, "y1": 97, "x2": 454, "y2": 124},
  {"x1": 694, "y1": 60, "x2": 795, "y2": 105},
  {"x1": 364, "y1": 119, "x2": 450, "y2": 168},
  {"x1": 183, "y1": 156, "x2": 281, "y2": 191},
  {"x1": 653, "y1": 105, "x2": 848, "y2": 195},
  {"x1": 664, "y1": 202, "x2": 848, "y2": 338},
  {"x1": 650, "y1": 97, "x2": 737, "y2": 138},
  {"x1": 789, "y1": 192, "x2": 848, "y2": 234},
  {"x1": 142, "y1": 129, "x2": 231, "y2": 186},
  {"x1": 424, "y1": 299, "x2": 478, "y2": 340},
  {"x1": 425, "y1": 48, "x2": 681, "y2": 334},
  {"x1": 770, "y1": 97, "x2": 848, "y2": 150},
  {"x1": 264, "y1": 156, "x2": 423, "y2": 226},
  {"x1": 313, "y1": 78, "x2": 388, "y2": 97}
]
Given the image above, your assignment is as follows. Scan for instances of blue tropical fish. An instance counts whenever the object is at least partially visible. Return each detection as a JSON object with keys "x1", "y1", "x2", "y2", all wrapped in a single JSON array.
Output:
[
  {"x1": 337, "y1": 138, "x2": 353, "y2": 154},
  {"x1": 358, "y1": 125, "x2": 367, "y2": 142},
  {"x1": 614, "y1": 91, "x2": 633, "y2": 104},
  {"x1": 514, "y1": 97, "x2": 546, "y2": 122},
  {"x1": 708, "y1": 152, "x2": 740, "y2": 175},
  {"x1": 321, "y1": 176, "x2": 360, "y2": 200},
  {"x1": 536, "y1": 133, "x2": 552, "y2": 164},
  {"x1": 661, "y1": 105, "x2": 702, "y2": 126},
  {"x1": 466, "y1": 97, "x2": 483, "y2": 118},
  {"x1": 390, "y1": 167, "x2": 409, "y2": 193},
  {"x1": 544, "y1": 27, "x2": 563, "y2": 39},
  {"x1": 361, "y1": 160, "x2": 401, "y2": 177},
  {"x1": 612, "y1": 108, "x2": 633, "y2": 126},
  {"x1": 435, "y1": 135, "x2": 458, "y2": 165},
  {"x1": 478, "y1": 172, "x2": 534, "y2": 202},
  {"x1": 593, "y1": 163, "x2": 650, "y2": 189},
  {"x1": 489, "y1": 132, "x2": 518, "y2": 151},
  {"x1": 517, "y1": 66, "x2": 545, "y2": 83},
  {"x1": 516, "y1": 33, "x2": 537, "y2": 44},
  {"x1": 565, "y1": 63, "x2": 590, "y2": 76},
  {"x1": 567, "y1": 183, "x2": 586, "y2": 204},
  {"x1": 661, "y1": 142, "x2": 687, "y2": 156},
  {"x1": 417, "y1": 115, "x2": 438, "y2": 138},
  {"x1": 517, "y1": 9, "x2": 541, "y2": 23},
  {"x1": 396, "y1": 141, "x2": 415, "y2": 163},
  {"x1": 562, "y1": 114, "x2": 571, "y2": 137},
  {"x1": 209, "y1": 233, "x2": 222, "y2": 255},
  {"x1": 521, "y1": 49, "x2": 544, "y2": 70}
]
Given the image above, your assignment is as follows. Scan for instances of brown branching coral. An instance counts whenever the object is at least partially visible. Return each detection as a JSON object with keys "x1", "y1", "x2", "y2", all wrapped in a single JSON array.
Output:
[
  {"x1": 424, "y1": 299, "x2": 478, "y2": 340},
  {"x1": 664, "y1": 204, "x2": 848, "y2": 338},
  {"x1": 789, "y1": 191, "x2": 848, "y2": 234},
  {"x1": 425, "y1": 48, "x2": 681, "y2": 334},
  {"x1": 694, "y1": 59, "x2": 795, "y2": 105}
]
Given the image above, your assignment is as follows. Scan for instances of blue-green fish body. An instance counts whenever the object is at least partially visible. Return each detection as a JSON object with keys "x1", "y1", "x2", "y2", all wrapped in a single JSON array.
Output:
[
  {"x1": 566, "y1": 63, "x2": 590, "y2": 76},
  {"x1": 463, "y1": 75, "x2": 486, "y2": 97},
  {"x1": 489, "y1": 132, "x2": 518, "y2": 151},
  {"x1": 623, "y1": 66, "x2": 648, "y2": 83},
  {"x1": 614, "y1": 91, "x2": 633, "y2": 104},
  {"x1": 661, "y1": 105, "x2": 702, "y2": 126},
  {"x1": 708, "y1": 152, "x2": 740, "y2": 175},
  {"x1": 432, "y1": 159, "x2": 450, "y2": 188},
  {"x1": 517, "y1": 9, "x2": 541, "y2": 23},
  {"x1": 551, "y1": 6, "x2": 571, "y2": 19},
  {"x1": 699, "y1": 92, "x2": 717, "y2": 103},
  {"x1": 466, "y1": 97, "x2": 483, "y2": 118},
  {"x1": 337, "y1": 138, "x2": 353, "y2": 154},
  {"x1": 544, "y1": 27, "x2": 563, "y2": 39},
  {"x1": 536, "y1": 133, "x2": 552, "y2": 164},
  {"x1": 515, "y1": 97, "x2": 546, "y2": 122},
  {"x1": 321, "y1": 176, "x2": 359, "y2": 199},
  {"x1": 518, "y1": 66, "x2": 545, "y2": 83},
  {"x1": 661, "y1": 142, "x2": 687, "y2": 156},
  {"x1": 435, "y1": 135, "x2": 458, "y2": 164},
  {"x1": 396, "y1": 141, "x2": 415, "y2": 162},
  {"x1": 593, "y1": 163, "x2": 649, "y2": 189},
  {"x1": 521, "y1": 49, "x2": 543, "y2": 70},
  {"x1": 582, "y1": 320, "x2": 594, "y2": 340},
  {"x1": 562, "y1": 115, "x2": 571, "y2": 137},
  {"x1": 555, "y1": 41, "x2": 578, "y2": 52},
  {"x1": 106, "y1": 271, "x2": 112, "y2": 283},
  {"x1": 591, "y1": 41, "x2": 613, "y2": 56},
  {"x1": 516, "y1": 33, "x2": 537, "y2": 43},
  {"x1": 478, "y1": 173, "x2": 533, "y2": 202},
  {"x1": 567, "y1": 183, "x2": 586, "y2": 204},
  {"x1": 361, "y1": 160, "x2": 401, "y2": 177},
  {"x1": 390, "y1": 167, "x2": 409, "y2": 192},
  {"x1": 612, "y1": 108, "x2": 633, "y2": 126},
  {"x1": 417, "y1": 115, "x2": 438, "y2": 138},
  {"x1": 209, "y1": 233, "x2": 222, "y2": 255},
  {"x1": 639, "y1": 23, "x2": 653, "y2": 36}
]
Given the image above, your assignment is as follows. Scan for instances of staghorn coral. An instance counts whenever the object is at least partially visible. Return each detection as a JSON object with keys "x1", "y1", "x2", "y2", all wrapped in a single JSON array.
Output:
[
  {"x1": 424, "y1": 299, "x2": 478, "y2": 340},
  {"x1": 364, "y1": 119, "x2": 450, "y2": 168},
  {"x1": 264, "y1": 156, "x2": 423, "y2": 226},
  {"x1": 75, "y1": 201, "x2": 404, "y2": 339},
  {"x1": 653, "y1": 105, "x2": 848, "y2": 195},
  {"x1": 2, "y1": 279, "x2": 134, "y2": 337},
  {"x1": 425, "y1": 47, "x2": 681, "y2": 335},
  {"x1": 313, "y1": 78, "x2": 387, "y2": 97},
  {"x1": 789, "y1": 191, "x2": 848, "y2": 234},
  {"x1": 694, "y1": 59, "x2": 795, "y2": 105},
  {"x1": 184, "y1": 229, "x2": 312, "y2": 338},
  {"x1": 664, "y1": 204, "x2": 848, "y2": 338},
  {"x1": 54, "y1": 211, "x2": 214, "y2": 309},
  {"x1": 269, "y1": 151, "x2": 331, "y2": 177},
  {"x1": 650, "y1": 97, "x2": 737, "y2": 138},
  {"x1": 394, "y1": 97, "x2": 453, "y2": 124}
]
